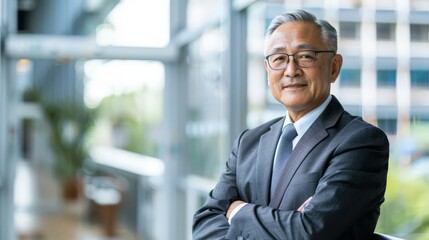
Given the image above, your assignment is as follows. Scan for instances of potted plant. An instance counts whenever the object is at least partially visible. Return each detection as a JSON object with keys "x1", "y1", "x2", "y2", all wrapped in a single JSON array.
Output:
[{"x1": 42, "y1": 101, "x2": 96, "y2": 200}]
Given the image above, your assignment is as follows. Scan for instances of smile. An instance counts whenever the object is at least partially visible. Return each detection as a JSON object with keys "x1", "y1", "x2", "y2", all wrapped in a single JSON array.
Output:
[{"x1": 284, "y1": 83, "x2": 307, "y2": 89}]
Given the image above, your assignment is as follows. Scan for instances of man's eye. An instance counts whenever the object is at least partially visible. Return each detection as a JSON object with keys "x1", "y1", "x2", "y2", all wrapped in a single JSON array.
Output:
[
  {"x1": 299, "y1": 55, "x2": 314, "y2": 59},
  {"x1": 298, "y1": 53, "x2": 315, "y2": 60},
  {"x1": 273, "y1": 55, "x2": 287, "y2": 62}
]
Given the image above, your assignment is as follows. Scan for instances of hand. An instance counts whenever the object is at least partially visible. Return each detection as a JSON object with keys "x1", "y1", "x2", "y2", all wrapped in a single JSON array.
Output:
[
  {"x1": 297, "y1": 196, "x2": 313, "y2": 212},
  {"x1": 226, "y1": 200, "x2": 246, "y2": 220}
]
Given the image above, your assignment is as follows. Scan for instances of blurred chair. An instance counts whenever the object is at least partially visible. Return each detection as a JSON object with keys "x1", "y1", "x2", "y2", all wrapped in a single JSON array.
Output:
[
  {"x1": 84, "y1": 175, "x2": 128, "y2": 237},
  {"x1": 373, "y1": 232, "x2": 406, "y2": 240}
]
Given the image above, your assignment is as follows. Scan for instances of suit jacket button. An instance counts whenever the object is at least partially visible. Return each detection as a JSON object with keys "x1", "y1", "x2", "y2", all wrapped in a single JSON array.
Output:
[{"x1": 237, "y1": 236, "x2": 244, "y2": 240}]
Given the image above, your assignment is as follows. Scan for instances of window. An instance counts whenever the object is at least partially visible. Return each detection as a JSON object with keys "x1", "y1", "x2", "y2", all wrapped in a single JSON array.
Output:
[
  {"x1": 377, "y1": 69, "x2": 396, "y2": 87},
  {"x1": 84, "y1": 60, "x2": 165, "y2": 157},
  {"x1": 377, "y1": 118, "x2": 397, "y2": 135},
  {"x1": 410, "y1": 24, "x2": 429, "y2": 42},
  {"x1": 344, "y1": 105, "x2": 362, "y2": 117},
  {"x1": 187, "y1": 0, "x2": 222, "y2": 30},
  {"x1": 411, "y1": 70, "x2": 429, "y2": 88},
  {"x1": 410, "y1": 112, "x2": 429, "y2": 124},
  {"x1": 340, "y1": 22, "x2": 360, "y2": 39},
  {"x1": 187, "y1": 27, "x2": 228, "y2": 179},
  {"x1": 340, "y1": 69, "x2": 361, "y2": 87},
  {"x1": 377, "y1": 23, "x2": 396, "y2": 40},
  {"x1": 98, "y1": 0, "x2": 169, "y2": 47}
]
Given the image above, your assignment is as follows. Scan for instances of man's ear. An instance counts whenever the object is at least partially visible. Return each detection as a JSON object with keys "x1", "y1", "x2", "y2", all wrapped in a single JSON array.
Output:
[
  {"x1": 264, "y1": 60, "x2": 271, "y2": 86},
  {"x1": 330, "y1": 54, "x2": 343, "y2": 83},
  {"x1": 264, "y1": 59, "x2": 270, "y2": 72}
]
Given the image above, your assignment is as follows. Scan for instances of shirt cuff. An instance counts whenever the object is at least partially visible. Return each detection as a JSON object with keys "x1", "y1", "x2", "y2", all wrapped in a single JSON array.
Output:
[{"x1": 228, "y1": 203, "x2": 247, "y2": 225}]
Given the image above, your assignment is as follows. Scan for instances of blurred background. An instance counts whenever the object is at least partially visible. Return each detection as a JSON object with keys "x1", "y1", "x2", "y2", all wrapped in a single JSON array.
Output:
[{"x1": 0, "y1": 0, "x2": 428, "y2": 239}]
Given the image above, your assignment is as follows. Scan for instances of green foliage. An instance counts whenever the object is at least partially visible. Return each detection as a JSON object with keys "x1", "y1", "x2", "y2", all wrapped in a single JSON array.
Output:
[
  {"x1": 92, "y1": 89, "x2": 162, "y2": 157},
  {"x1": 22, "y1": 88, "x2": 42, "y2": 102},
  {"x1": 42, "y1": 101, "x2": 97, "y2": 182},
  {"x1": 376, "y1": 164, "x2": 429, "y2": 239}
]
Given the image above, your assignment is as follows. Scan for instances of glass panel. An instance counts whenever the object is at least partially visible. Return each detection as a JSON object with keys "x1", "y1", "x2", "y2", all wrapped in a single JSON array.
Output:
[
  {"x1": 247, "y1": 2, "x2": 283, "y2": 128},
  {"x1": 377, "y1": 70, "x2": 397, "y2": 87},
  {"x1": 410, "y1": 24, "x2": 429, "y2": 42},
  {"x1": 340, "y1": 22, "x2": 361, "y2": 39},
  {"x1": 187, "y1": 0, "x2": 223, "y2": 30},
  {"x1": 377, "y1": 118, "x2": 397, "y2": 135},
  {"x1": 186, "y1": 28, "x2": 228, "y2": 179},
  {"x1": 84, "y1": 60, "x2": 164, "y2": 157},
  {"x1": 96, "y1": 0, "x2": 169, "y2": 47},
  {"x1": 340, "y1": 69, "x2": 361, "y2": 87},
  {"x1": 376, "y1": 23, "x2": 396, "y2": 40},
  {"x1": 378, "y1": 113, "x2": 429, "y2": 239},
  {"x1": 411, "y1": 70, "x2": 429, "y2": 88}
]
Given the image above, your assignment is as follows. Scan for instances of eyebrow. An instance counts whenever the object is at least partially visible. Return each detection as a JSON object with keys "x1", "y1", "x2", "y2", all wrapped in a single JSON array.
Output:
[{"x1": 269, "y1": 44, "x2": 317, "y2": 54}]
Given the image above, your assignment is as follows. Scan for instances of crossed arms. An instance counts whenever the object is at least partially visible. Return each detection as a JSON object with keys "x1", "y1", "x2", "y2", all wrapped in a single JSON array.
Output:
[
  {"x1": 193, "y1": 123, "x2": 389, "y2": 240},
  {"x1": 226, "y1": 196, "x2": 312, "y2": 220}
]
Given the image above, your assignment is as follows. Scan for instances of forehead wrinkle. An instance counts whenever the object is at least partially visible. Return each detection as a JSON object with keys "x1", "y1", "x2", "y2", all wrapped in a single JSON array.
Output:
[
  {"x1": 295, "y1": 43, "x2": 317, "y2": 50},
  {"x1": 267, "y1": 43, "x2": 317, "y2": 55}
]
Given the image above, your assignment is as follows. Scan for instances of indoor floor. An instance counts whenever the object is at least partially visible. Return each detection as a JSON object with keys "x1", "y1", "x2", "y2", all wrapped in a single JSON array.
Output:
[{"x1": 14, "y1": 161, "x2": 138, "y2": 240}]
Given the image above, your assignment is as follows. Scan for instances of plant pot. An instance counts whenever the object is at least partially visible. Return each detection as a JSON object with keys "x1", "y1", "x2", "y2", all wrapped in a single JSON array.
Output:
[{"x1": 62, "y1": 177, "x2": 81, "y2": 201}]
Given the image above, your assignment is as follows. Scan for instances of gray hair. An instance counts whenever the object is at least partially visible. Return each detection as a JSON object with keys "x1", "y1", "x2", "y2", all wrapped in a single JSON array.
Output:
[{"x1": 265, "y1": 10, "x2": 338, "y2": 53}]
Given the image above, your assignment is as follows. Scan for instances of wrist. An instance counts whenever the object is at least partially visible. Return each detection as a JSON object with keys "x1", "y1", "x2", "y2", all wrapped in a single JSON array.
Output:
[{"x1": 227, "y1": 201, "x2": 247, "y2": 224}]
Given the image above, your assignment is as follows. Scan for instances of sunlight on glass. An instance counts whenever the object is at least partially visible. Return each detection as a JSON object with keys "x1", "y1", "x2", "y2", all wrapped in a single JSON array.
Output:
[
  {"x1": 84, "y1": 60, "x2": 164, "y2": 108},
  {"x1": 96, "y1": 0, "x2": 169, "y2": 47}
]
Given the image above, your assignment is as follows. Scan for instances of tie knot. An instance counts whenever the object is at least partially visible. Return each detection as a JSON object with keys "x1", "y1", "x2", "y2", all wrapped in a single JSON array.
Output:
[{"x1": 282, "y1": 124, "x2": 297, "y2": 141}]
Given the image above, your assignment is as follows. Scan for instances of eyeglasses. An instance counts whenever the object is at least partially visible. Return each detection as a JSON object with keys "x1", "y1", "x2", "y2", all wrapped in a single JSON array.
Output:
[{"x1": 265, "y1": 50, "x2": 335, "y2": 70}]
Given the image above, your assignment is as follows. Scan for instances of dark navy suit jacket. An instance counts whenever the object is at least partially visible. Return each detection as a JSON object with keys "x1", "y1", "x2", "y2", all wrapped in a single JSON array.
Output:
[{"x1": 193, "y1": 96, "x2": 389, "y2": 240}]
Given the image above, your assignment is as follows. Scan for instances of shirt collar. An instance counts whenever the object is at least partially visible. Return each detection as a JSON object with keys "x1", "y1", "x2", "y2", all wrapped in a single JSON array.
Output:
[{"x1": 283, "y1": 95, "x2": 332, "y2": 137}]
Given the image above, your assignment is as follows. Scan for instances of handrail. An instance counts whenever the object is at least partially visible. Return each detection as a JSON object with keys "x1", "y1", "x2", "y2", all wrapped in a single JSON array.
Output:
[
  {"x1": 186, "y1": 175, "x2": 216, "y2": 194},
  {"x1": 90, "y1": 145, "x2": 165, "y2": 176}
]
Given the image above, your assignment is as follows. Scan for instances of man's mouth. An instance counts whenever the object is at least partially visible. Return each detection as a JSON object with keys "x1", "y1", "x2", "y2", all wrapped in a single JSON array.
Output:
[{"x1": 284, "y1": 83, "x2": 307, "y2": 89}]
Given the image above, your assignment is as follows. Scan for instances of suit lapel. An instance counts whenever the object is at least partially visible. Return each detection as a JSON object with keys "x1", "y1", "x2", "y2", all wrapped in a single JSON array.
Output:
[
  {"x1": 255, "y1": 118, "x2": 283, "y2": 205},
  {"x1": 269, "y1": 96, "x2": 345, "y2": 208}
]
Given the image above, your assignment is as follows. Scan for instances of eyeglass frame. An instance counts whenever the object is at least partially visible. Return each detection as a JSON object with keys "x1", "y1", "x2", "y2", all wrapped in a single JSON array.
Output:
[{"x1": 264, "y1": 50, "x2": 336, "y2": 70}]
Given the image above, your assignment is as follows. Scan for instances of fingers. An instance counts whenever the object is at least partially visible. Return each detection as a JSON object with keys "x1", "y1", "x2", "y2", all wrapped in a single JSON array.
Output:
[{"x1": 297, "y1": 196, "x2": 313, "y2": 212}]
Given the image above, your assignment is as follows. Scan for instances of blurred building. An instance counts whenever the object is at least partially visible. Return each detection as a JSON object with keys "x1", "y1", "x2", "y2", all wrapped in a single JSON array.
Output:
[{"x1": 0, "y1": 0, "x2": 428, "y2": 240}]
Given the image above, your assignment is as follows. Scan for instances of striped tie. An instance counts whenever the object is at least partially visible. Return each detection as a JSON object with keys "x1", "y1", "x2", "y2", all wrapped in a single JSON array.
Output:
[{"x1": 270, "y1": 123, "x2": 297, "y2": 199}]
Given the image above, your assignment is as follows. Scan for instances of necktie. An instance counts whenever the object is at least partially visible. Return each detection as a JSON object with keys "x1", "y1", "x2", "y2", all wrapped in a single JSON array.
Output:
[{"x1": 270, "y1": 123, "x2": 297, "y2": 199}]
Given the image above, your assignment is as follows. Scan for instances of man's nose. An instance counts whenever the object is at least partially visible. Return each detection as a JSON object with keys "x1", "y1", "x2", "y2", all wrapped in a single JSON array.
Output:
[{"x1": 283, "y1": 57, "x2": 302, "y2": 77}]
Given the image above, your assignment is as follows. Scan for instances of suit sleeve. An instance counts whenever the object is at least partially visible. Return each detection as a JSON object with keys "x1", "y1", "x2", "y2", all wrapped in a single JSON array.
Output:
[
  {"x1": 226, "y1": 124, "x2": 389, "y2": 240},
  {"x1": 192, "y1": 130, "x2": 246, "y2": 240}
]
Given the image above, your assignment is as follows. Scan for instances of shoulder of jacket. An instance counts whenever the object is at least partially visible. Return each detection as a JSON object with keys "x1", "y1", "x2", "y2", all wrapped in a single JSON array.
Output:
[{"x1": 245, "y1": 116, "x2": 283, "y2": 135}]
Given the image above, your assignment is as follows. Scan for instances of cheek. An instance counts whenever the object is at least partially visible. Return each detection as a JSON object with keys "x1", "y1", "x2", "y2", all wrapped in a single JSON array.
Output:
[
  {"x1": 269, "y1": 80, "x2": 281, "y2": 96},
  {"x1": 269, "y1": 82, "x2": 283, "y2": 100},
  {"x1": 268, "y1": 73, "x2": 282, "y2": 88},
  {"x1": 314, "y1": 66, "x2": 332, "y2": 88}
]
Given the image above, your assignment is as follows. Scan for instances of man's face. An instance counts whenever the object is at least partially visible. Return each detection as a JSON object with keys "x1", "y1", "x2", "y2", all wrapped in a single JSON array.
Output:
[{"x1": 264, "y1": 22, "x2": 342, "y2": 121}]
